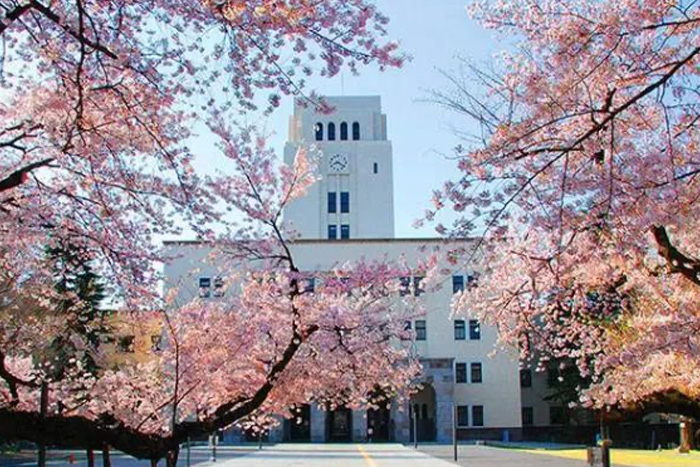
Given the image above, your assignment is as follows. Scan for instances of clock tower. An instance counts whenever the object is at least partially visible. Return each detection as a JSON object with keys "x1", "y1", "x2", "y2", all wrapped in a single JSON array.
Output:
[{"x1": 283, "y1": 96, "x2": 395, "y2": 240}]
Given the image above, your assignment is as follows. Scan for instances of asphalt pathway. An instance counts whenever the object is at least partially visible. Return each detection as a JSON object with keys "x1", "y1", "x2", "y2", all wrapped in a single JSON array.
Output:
[{"x1": 3, "y1": 444, "x2": 591, "y2": 467}]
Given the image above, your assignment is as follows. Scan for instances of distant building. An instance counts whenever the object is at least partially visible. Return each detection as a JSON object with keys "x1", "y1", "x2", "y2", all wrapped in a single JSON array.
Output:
[{"x1": 164, "y1": 96, "x2": 523, "y2": 443}]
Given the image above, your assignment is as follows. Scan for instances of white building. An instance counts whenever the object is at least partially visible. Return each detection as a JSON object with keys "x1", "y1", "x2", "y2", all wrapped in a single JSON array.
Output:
[{"x1": 163, "y1": 96, "x2": 525, "y2": 443}]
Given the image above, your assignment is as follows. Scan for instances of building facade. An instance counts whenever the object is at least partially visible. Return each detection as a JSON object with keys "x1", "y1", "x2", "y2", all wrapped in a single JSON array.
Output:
[{"x1": 163, "y1": 96, "x2": 524, "y2": 443}]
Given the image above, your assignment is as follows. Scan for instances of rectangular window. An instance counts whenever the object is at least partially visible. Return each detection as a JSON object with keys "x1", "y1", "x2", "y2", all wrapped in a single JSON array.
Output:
[
  {"x1": 549, "y1": 406, "x2": 567, "y2": 425},
  {"x1": 413, "y1": 276, "x2": 425, "y2": 296},
  {"x1": 547, "y1": 368, "x2": 559, "y2": 388},
  {"x1": 467, "y1": 274, "x2": 478, "y2": 289},
  {"x1": 455, "y1": 362, "x2": 467, "y2": 383},
  {"x1": 340, "y1": 224, "x2": 350, "y2": 239},
  {"x1": 340, "y1": 192, "x2": 350, "y2": 213},
  {"x1": 472, "y1": 405, "x2": 484, "y2": 427},
  {"x1": 457, "y1": 406, "x2": 469, "y2": 427},
  {"x1": 328, "y1": 192, "x2": 337, "y2": 213},
  {"x1": 399, "y1": 276, "x2": 411, "y2": 296},
  {"x1": 522, "y1": 407, "x2": 534, "y2": 426},
  {"x1": 199, "y1": 277, "x2": 211, "y2": 298},
  {"x1": 520, "y1": 369, "x2": 532, "y2": 388},
  {"x1": 452, "y1": 275, "x2": 464, "y2": 293},
  {"x1": 328, "y1": 225, "x2": 338, "y2": 239},
  {"x1": 415, "y1": 320, "x2": 427, "y2": 341},
  {"x1": 373, "y1": 162, "x2": 378, "y2": 174},
  {"x1": 469, "y1": 320, "x2": 481, "y2": 340},
  {"x1": 454, "y1": 320, "x2": 466, "y2": 340},
  {"x1": 471, "y1": 363, "x2": 483, "y2": 383},
  {"x1": 213, "y1": 277, "x2": 224, "y2": 297}
]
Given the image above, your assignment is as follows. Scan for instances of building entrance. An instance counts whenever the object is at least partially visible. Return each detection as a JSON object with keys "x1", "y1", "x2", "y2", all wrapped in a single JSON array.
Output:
[
  {"x1": 287, "y1": 404, "x2": 311, "y2": 442},
  {"x1": 367, "y1": 405, "x2": 391, "y2": 442},
  {"x1": 327, "y1": 407, "x2": 353, "y2": 442},
  {"x1": 409, "y1": 384, "x2": 436, "y2": 442}
]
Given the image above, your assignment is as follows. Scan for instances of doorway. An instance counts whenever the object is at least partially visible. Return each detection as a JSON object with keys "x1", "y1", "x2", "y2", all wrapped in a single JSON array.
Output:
[{"x1": 327, "y1": 407, "x2": 353, "y2": 442}]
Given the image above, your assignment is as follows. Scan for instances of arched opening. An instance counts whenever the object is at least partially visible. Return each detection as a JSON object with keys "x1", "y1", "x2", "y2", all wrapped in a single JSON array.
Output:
[
  {"x1": 340, "y1": 122, "x2": 348, "y2": 140},
  {"x1": 326, "y1": 406, "x2": 352, "y2": 441},
  {"x1": 352, "y1": 122, "x2": 360, "y2": 140},
  {"x1": 315, "y1": 122, "x2": 324, "y2": 141},
  {"x1": 409, "y1": 384, "x2": 436, "y2": 442},
  {"x1": 328, "y1": 122, "x2": 336, "y2": 141}
]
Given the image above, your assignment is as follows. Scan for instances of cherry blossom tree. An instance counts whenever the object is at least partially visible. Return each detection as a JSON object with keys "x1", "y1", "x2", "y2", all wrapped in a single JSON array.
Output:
[
  {"x1": 0, "y1": 0, "x2": 419, "y2": 464},
  {"x1": 431, "y1": 0, "x2": 700, "y2": 417}
]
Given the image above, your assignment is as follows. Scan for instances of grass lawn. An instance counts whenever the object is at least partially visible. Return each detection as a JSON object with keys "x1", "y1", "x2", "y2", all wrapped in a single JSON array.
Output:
[{"x1": 520, "y1": 447, "x2": 700, "y2": 467}]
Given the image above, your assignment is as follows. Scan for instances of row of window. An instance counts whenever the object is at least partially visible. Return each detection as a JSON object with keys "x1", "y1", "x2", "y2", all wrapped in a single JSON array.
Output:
[
  {"x1": 519, "y1": 368, "x2": 565, "y2": 388},
  {"x1": 455, "y1": 362, "x2": 482, "y2": 384},
  {"x1": 454, "y1": 319, "x2": 481, "y2": 340},
  {"x1": 399, "y1": 276, "x2": 424, "y2": 296},
  {"x1": 315, "y1": 122, "x2": 360, "y2": 141},
  {"x1": 328, "y1": 192, "x2": 350, "y2": 213},
  {"x1": 328, "y1": 224, "x2": 350, "y2": 240},
  {"x1": 457, "y1": 405, "x2": 484, "y2": 427},
  {"x1": 199, "y1": 277, "x2": 225, "y2": 298},
  {"x1": 407, "y1": 319, "x2": 481, "y2": 341},
  {"x1": 521, "y1": 406, "x2": 567, "y2": 426},
  {"x1": 452, "y1": 274, "x2": 478, "y2": 293}
]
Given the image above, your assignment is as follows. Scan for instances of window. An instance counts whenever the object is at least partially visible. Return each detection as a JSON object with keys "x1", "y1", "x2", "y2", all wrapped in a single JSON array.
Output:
[
  {"x1": 328, "y1": 225, "x2": 337, "y2": 240},
  {"x1": 340, "y1": 225, "x2": 350, "y2": 239},
  {"x1": 457, "y1": 406, "x2": 469, "y2": 427},
  {"x1": 303, "y1": 277, "x2": 315, "y2": 293},
  {"x1": 522, "y1": 407, "x2": 534, "y2": 426},
  {"x1": 352, "y1": 122, "x2": 360, "y2": 140},
  {"x1": 549, "y1": 406, "x2": 567, "y2": 425},
  {"x1": 472, "y1": 405, "x2": 484, "y2": 427},
  {"x1": 413, "y1": 276, "x2": 425, "y2": 296},
  {"x1": 469, "y1": 319, "x2": 481, "y2": 340},
  {"x1": 454, "y1": 320, "x2": 466, "y2": 340},
  {"x1": 118, "y1": 335, "x2": 135, "y2": 353},
  {"x1": 467, "y1": 274, "x2": 478, "y2": 289},
  {"x1": 340, "y1": 192, "x2": 350, "y2": 213},
  {"x1": 373, "y1": 162, "x2": 378, "y2": 174},
  {"x1": 455, "y1": 362, "x2": 467, "y2": 383},
  {"x1": 547, "y1": 368, "x2": 559, "y2": 388},
  {"x1": 213, "y1": 277, "x2": 224, "y2": 297},
  {"x1": 520, "y1": 369, "x2": 532, "y2": 388},
  {"x1": 328, "y1": 122, "x2": 336, "y2": 140},
  {"x1": 399, "y1": 276, "x2": 411, "y2": 296},
  {"x1": 471, "y1": 363, "x2": 483, "y2": 383},
  {"x1": 328, "y1": 192, "x2": 337, "y2": 213},
  {"x1": 151, "y1": 334, "x2": 162, "y2": 352},
  {"x1": 340, "y1": 122, "x2": 348, "y2": 140},
  {"x1": 452, "y1": 275, "x2": 464, "y2": 294},
  {"x1": 199, "y1": 277, "x2": 211, "y2": 298},
  {"x1": 315, "y1": 122, "x2": 323, "y2": 141},
  {"x1": 415, "y1": 320, "x2": 427, "y2": 341}
]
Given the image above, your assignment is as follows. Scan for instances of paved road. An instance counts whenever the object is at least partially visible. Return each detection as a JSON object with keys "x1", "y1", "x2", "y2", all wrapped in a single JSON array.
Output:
[
  {"x1": 4, "y1": 444, "x2": 591, "y2": 467},
  {"x1": 214, "y1": 444, "x2": 453, "y2": 467},
  {"x1": 418, "y1": 444, "x2": 589, "y2": 467}
]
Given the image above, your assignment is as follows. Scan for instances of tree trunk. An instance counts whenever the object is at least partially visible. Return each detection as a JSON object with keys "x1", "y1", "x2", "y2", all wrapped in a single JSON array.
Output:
[
  {"x1": 37, "y1": 383, "x2": 49, "y2": 467},
  {"x1": 680, "y1": 420, "x2": 694, "y2": 453},
  {"x1": 102, "y1": 447, "x2": 111, "y2": 467},
  {"x1": 150, "y1": 459, "x2": 158, "y2": 467},
  {"x1": 87, "y1": 449, "x2": 95, "y2": 467},
  {"x1": 165, "y1": 448, "x2": 179, "y2": 467}
]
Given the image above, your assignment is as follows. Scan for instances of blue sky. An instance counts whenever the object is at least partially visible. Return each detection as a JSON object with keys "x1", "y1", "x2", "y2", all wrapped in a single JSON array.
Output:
[{"x1": 252, "y1": 0, "x2": 503, "y2": 238}]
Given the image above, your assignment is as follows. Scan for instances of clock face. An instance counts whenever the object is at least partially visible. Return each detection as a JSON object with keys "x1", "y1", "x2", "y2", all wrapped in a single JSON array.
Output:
[{"x1": 328, "y1": 153, "x2": 349, "y2": 173}]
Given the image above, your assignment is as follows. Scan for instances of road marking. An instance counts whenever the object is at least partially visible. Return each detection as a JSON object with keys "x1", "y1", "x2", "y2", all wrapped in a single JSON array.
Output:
[{"x1": 357, "y1": 445, "x2": 379, "y2": 467}]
